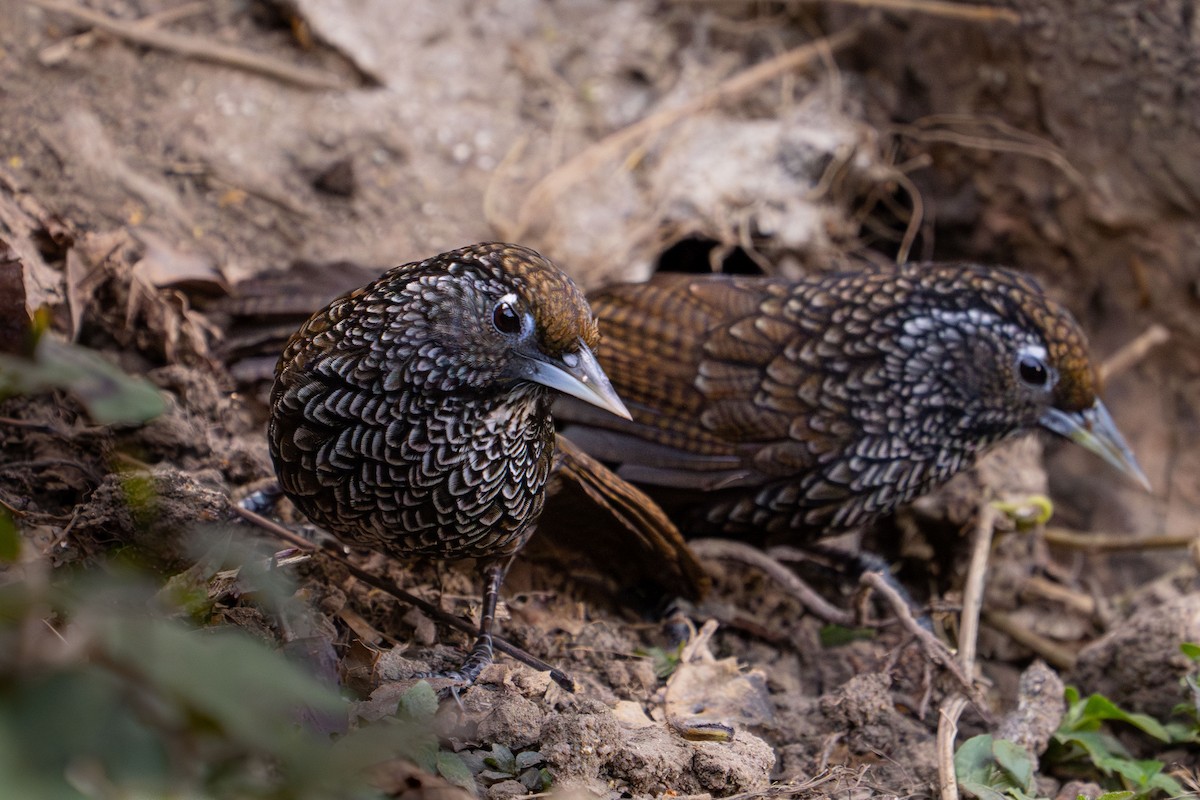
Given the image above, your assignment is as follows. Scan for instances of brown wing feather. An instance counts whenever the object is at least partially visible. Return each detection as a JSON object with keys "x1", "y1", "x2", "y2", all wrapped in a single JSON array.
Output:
[{"x1": 574, "y1": 273, "x2": 825, "y2": 490}]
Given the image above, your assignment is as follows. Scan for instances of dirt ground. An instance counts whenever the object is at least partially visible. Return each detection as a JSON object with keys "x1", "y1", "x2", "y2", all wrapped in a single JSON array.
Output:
[{"x1": 1, "y1": 1, "x2": 1199, "y2": 798}]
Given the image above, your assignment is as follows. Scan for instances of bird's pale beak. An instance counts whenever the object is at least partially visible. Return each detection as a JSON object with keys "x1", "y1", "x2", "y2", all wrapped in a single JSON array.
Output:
[
  {"x1": 518, "y1": 339, "x2": 632, "y2": 420},
  {"x1": 1039, "y1": 400, "x2": 1151, "y2": 491}
]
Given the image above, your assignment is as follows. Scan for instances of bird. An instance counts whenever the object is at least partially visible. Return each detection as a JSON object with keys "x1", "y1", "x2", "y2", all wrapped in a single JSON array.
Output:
[
  {"x1": 557, "y1": 262, "x2": 1150, "y2": 541},
  {"x1": 267, "y1": 242, "x2": 632, "y2": 687}
]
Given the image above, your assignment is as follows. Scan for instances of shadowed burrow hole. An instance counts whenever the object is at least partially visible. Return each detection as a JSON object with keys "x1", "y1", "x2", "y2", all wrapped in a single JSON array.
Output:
[{"x1": 654, "y1": 237, "x2": 763, "y2": 276}]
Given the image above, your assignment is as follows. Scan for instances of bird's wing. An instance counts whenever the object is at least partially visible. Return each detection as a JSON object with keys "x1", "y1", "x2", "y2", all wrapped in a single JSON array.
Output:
[{"x1": 559, "y1": 273, "x2": 834, "y2": 491}]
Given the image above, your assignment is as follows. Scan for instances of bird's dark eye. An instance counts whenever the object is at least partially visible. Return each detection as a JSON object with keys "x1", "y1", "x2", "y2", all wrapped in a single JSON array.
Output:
[
  {"x1": 1017, "y1": 353, "x2": 1049, "y2": 387},
  {"x1": 492, "y1": 301, "x2": 523, "y2": 335}
]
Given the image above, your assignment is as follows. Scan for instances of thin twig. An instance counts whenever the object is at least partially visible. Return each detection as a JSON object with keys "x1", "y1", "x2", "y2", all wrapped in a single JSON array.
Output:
[
  {"x1": 1043, "y1": 527, "x2": 1196, "y2": 552},
  {"x1": 933, "y1": 502, "x2": 997, "y2": 800},
  {"x1": 957, "y1": 503, "x2": 997, "y2": 670},
  {"x1": 0, "y1": 415, "x2": 58, "y2": 433},
  {"x1": 1097, "y1": 323, "x2": 1170, "y2": 384},
  {"x1": 937, "y1": 694, "x2": 970, "y2": 800},
  {"x1": 512, "y1": 27, "x2": 860, "y2": 238},
  {"x1": 691, "y1": 538, "x2": 856, "y2": 625},
  {"x1": 980, "y1": 609, "x2": 1075, "y2": 671},
  {"x1": 1020, "y1": 575, "x2": 1095, "y2": 616},
  {"x1": 860, "y1": 572, "x2": 986, "y2": 711},
  {"x1": 722, "y1": 768, "x2": 840, "y2": 800},
  {"x1": 891, "y1": 168, "x2": 924, "y2": 264},
  {"x1": 891, "y1": 117, "x2": 1086, "y2": 189},
  {"x1": 29, "y1": 0, "x2": 350, "y2": 91},
  {"x1": 671, "y1": 0, "x2": 1020, "y2": 24},
  {"x1": 232, "y1": 505, "x2": 576, "y2": 692}
]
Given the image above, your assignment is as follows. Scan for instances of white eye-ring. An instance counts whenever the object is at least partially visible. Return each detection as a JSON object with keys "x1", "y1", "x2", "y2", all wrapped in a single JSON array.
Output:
[
  {"x1": 492, "y1": 293, "x2": 523, "y2": 335},
  {"x1": 1015, "y1": 345, "x2": 1051, "y2": 388}
]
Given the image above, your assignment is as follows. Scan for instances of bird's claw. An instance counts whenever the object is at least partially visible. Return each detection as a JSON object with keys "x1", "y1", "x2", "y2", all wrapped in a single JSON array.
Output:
[{"x1": 410, "y1": 636, "x2": 494, "y2": 697}]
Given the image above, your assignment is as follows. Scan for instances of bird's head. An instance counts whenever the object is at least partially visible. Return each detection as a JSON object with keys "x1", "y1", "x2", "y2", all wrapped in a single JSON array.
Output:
[
  {"x1": 404, "y1": 243, "x2": 630, "y2": 419},
  {"x1": 904, "y1": 263, "x2": 1149, "y2": 490}
]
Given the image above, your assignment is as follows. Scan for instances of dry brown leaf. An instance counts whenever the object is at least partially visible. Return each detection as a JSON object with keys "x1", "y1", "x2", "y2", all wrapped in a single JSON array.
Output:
[
  {"x1": 0, "y1": 167, "x2": 69, "y2": 319},
  {"x1": 0, "y1": 249, "x2": 31, "y2": 355},
  {"x1": 663, "y1": 619, "x2": 774, "y2": 735},
  {"x1": 65, "y1": 230, "x2": 129, "y2": 341}
]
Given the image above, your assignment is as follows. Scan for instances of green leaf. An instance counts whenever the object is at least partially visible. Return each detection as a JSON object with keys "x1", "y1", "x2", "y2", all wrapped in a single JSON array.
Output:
[
  {"x1": 397, "y1": 681, "x2": 439, "y2": 724},
  {"x1": 1146, "y1": 770, "x2": 1186, "y2": 796},
  {"x1": 1180, "y1": 642, "x2": 1200, "y2": 661},
  {"x1": 518, "y1": 766, "x2": 545, "y2": 791},
  {"x1": 958, "y1": 781, "x2": 1010, "y2": 800},
  {"x1": 954, "y1": 734, "x2": 998, "y2": 785},
  {"x1": 0, "y1": 666, "x2": 173, "y2": 794},
  {"x1": 1077, "y1": 694, "x2": 1171, "y2": 742},
  {"x1": 1097, "y1": 755, "x2": 1183, "y2": 795},
  {"x1": 1093, "y1": 792, "x2": 1134, "y2": 800},
  {"x1": 0, "y1": 337, "x2": 165, "y2": 424},
  {"x1": 1163, "y1": 718, "x2": 1199, "y2": 744},
  {"x1": 98, "y1": 616, "x2": 346, "y2": 748},
  {"x1": 634, "y1": 644, "x2": 684, "y2": 680},
  {"x1": 437, "y1": 751, "x2": 475, "y2": 790},
  {"x1": 819, "y1": 624, "x2": 877, "y2": 647},
  {"x1": 1056, "y1": 729, "x2": 1130, "y2": 763},
  {"x1": 483, "y1": 742, "x2": 516, "y2": 773},
  {"x1": 992, "y1": 738, "x2": 1034, "y2": 791},
  {"x1": 330, "y1": 718, "x2": 439, "y2": 775},
  {"x1": 0, "y1": 510, "x2": 19, "y2": 563},
  {"x1": 955, "y1": 736, "x2": 1042, "y2": 800},
  {"x1": 514, "y1": 750, "x2": 544, "y2": 769},
  {"x1": 1094, "y1": 753, "x2": 1186, "y2": 796}
]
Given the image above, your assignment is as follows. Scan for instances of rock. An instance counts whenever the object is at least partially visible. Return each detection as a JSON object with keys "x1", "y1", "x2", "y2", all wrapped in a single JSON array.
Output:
[
  {"x1": 477, "y1": 690, "x2": 546, "y2": 750},
  {"x1": 606, "y1": 722, "x2": 774, "y2": 796},
  {"x1": 1070, "y1": 593, "x2": 1200, "y2": 718},
  {"x1": 997, "y1": 660, "x2": 1066, "y2": 756}
]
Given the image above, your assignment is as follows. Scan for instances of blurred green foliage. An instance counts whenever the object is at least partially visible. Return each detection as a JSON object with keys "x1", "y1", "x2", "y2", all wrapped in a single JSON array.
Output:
[
  {"x1": 391, "y1": 682, "x2": 474, "y2": 791},
  {"x1": 0, "y1": 335, "x2": 165, "y2": 424},
  {"x1": 0, "y1": 553, "x2": 456, "y2": 798}
]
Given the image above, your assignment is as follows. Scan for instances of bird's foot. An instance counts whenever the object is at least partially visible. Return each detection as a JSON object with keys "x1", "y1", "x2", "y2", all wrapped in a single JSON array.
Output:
[{"x1": 411, "y1": 635, "x2": 494, "y2": 694}]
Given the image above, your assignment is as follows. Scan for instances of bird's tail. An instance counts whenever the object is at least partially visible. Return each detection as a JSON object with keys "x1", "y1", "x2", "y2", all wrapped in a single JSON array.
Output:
[{"x1": 546, "y1": 433, "x2": 710, "y2": 602}]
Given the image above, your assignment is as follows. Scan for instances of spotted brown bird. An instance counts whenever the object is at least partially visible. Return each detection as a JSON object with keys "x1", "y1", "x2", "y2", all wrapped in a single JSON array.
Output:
[
  {"x1": 268, "y1": 243, "x2": 631, "y2": 686},
  {"x1": 559, "y1": 263, "x2": 1149, "y2": 540}
]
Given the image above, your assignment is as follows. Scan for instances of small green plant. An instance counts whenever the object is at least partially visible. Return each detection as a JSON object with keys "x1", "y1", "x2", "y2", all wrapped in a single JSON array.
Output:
[
  {"x1": 0, "y1": 561, "x2": 471, "y2": 798},
  {"x1": 1044, "y1": 687, "x2": 1186, "y2": 798},
  {"x1": 819, "y1": 623, "x2": 877, "y2": 647},
  {"x1": 390, "y1": 682, "x2": 475, "y2": 791},
  {"x1": 0, "y1": 509, "x2": 18, "y2": 563},
  {"x1": 1174, "y1": 642, "x2": 1200, "y2": 732},
  {"x1": 954, "y1": 734, "x2": 1038, "y2": 800},
  {"x1": 0, "y1": 334, "x2": 165, "y2": 424},
  {"x1": 471, "y1": 742, "x2": 552, "y2": 792},
  {"x1": 636, "y1": 642, "x2": 685, "y2": 679}
]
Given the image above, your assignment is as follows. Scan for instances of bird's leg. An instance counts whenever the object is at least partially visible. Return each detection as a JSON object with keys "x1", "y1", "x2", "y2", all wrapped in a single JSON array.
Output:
[
  {"x1": 457, "y1": 559, "x2": 506, "y2": 683},
  {"x1": 415, "y1": 558, "x2": 509, "y2": 687}
]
